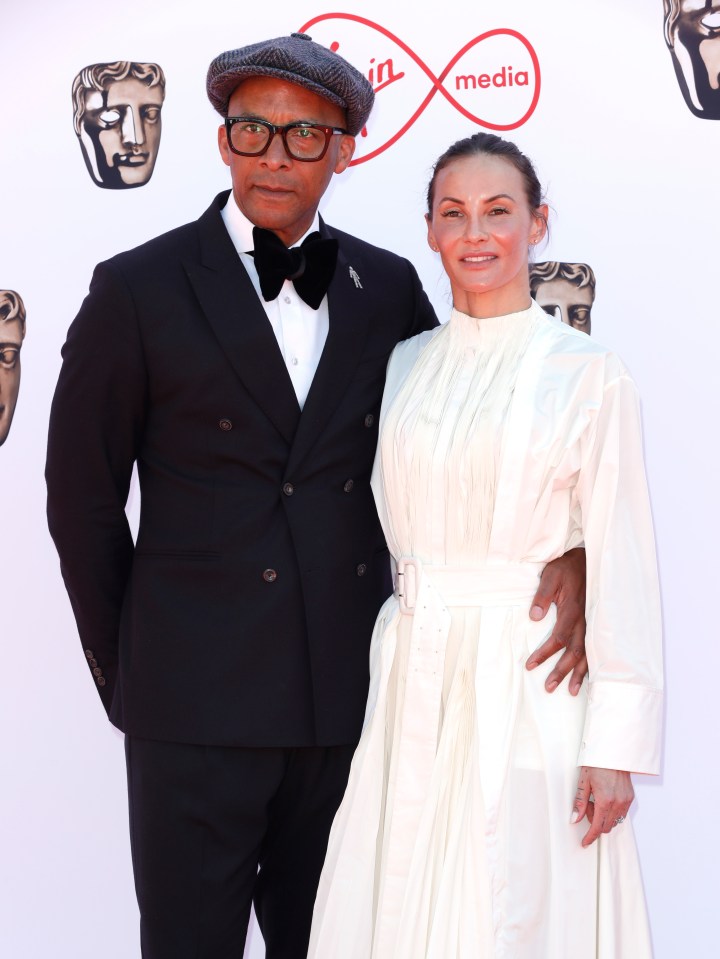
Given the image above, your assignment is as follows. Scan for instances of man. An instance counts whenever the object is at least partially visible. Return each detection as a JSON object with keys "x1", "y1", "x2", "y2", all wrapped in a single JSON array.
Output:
[
  {"x1": 530, "y1": 261, "x2": 596, "y2": 335},
  {"x1": 663, "y1": 0, "x2": 720, "y2": 119},
  {"x1": 72, "y1": 60, "x2": 165, "y2": 188},
  {"x1": 0, "y1": 289, "x2": 26, "y2": 447},
  {"x1": 47, "y1": 33, "x2": 587, "y2": 959}
]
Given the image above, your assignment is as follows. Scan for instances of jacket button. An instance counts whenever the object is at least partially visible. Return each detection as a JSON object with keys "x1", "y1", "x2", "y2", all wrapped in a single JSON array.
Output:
[
  {"x1": 343, "y1": 479, "x2": 354, "y2": 493},
  {"x1": 97, "y1": 677, "x2": 107, "y2": 687},
  {"x1": 89, "y1": 658, "x2": 98, "y2": 668},
  {"x1": 356, "y1": 563, "x2": 367, "y2": 577},
  {"x1": 219, "y1": 418, "x2": 233, "y2": 431},
  {"x1": 263, "y1": 569, "x2": 278, "y2": 583},
  {"x1": 92, "y1": 667, "x2": 103, "y2": 677},
  {"x1": 364, "y1": 414, "x2": 374, "y2": 428},
  {"x1": 282, "y1": 482, "x2": 295, "y2": 496},
  {"x1": 84, "y1": 649, "x2": 95, "y2": 659}
]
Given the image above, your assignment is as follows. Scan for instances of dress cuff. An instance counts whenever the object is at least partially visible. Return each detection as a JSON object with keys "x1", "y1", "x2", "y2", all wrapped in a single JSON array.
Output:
[{"x1": 577, "y1": 680, "x2": 663, "y2": 775}]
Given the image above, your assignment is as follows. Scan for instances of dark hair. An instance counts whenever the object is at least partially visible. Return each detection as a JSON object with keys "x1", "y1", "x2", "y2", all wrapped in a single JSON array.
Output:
[{"x1": 427, "y1": 132, "x2": 546, "y2": 226}]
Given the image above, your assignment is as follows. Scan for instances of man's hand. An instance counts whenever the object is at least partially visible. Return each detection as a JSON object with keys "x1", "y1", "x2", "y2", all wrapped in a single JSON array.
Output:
[
  {"x1": 525, "y1": 547, "x2": 587, "y2": 694},
  {"x1": 571, "y1": 766, "x2": 634, "y2": 847}
]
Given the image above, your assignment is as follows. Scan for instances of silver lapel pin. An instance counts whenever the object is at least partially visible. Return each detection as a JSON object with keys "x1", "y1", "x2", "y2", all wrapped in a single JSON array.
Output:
[{"x1": 349, "y1": 266, "x2": 363, "y2": 289}]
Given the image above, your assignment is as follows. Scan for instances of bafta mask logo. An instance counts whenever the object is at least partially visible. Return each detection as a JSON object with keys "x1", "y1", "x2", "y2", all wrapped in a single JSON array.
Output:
[
  {"x1": 664, "y1": 0, "x2": 720, "y2": 119},
  {"x1": 72, "y1": 61, "x2": 166, "y2": 188},
  {"x1": 0, "y1": 291, "x2": 26, "y2": 447},
  {"x1": 529, "y1": 262, "x2": 596, "y2": 336}
]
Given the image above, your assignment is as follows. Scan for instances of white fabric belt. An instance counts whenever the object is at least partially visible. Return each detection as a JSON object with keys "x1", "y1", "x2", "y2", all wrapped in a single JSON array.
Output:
[{"x1": 394, "y1": 556, "x2": 543, "y2": 614}]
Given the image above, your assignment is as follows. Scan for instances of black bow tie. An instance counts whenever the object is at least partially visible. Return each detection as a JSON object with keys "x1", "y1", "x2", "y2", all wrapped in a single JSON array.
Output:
[{"x1": 251, "y1": 226, "x2": 338, "y2": 309}]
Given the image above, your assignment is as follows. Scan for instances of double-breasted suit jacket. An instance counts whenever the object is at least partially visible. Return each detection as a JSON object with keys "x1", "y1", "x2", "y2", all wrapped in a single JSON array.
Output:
[{"x1": 46, "y1": 191, "x2": 437, "y2": 748}]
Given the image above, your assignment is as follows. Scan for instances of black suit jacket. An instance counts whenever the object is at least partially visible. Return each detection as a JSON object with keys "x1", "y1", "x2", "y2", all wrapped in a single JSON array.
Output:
[{"x1": 46, "y1": 192, "x2": 437, "y2": 747}]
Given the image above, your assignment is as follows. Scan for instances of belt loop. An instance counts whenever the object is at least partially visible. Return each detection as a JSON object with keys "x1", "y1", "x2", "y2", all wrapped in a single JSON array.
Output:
[{"x1": 396, "y1": 556, "x2": 421, "y2": 614}]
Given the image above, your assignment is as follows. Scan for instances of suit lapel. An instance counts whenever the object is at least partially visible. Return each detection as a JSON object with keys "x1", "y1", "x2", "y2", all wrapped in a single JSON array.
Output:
[
  {"x1": 184, "y1": 193, "x2": 300, "y2": 444},
  {"x1": 287, "y1": 221, "x2": 370, "y2": 475}
]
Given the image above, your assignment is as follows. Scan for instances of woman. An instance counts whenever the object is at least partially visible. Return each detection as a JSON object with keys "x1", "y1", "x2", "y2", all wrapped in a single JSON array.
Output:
[{"x1": 308, "y1": 133, "x2": 663, "y2": 957}]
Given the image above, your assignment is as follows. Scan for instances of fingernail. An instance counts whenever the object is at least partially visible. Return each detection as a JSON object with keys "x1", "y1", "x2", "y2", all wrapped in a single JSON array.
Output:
[
  {"x1": 530, "y1": 605, "x2": 543, "y2": 620},
  {"x1": 571, "y1": 810, "x2": 580, "y2": 824},
  {"x1": 546, "y1": 680, "x2": 558, "y2": 692},
  {"x1": 526, "y1": 660, "x2": 537, "y2": 670}
]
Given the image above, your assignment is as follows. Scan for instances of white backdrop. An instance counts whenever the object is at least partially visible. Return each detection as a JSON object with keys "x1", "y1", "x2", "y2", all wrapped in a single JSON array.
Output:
[{"x1": 1, "y1": 1, "x2": 717, "y2": 956}]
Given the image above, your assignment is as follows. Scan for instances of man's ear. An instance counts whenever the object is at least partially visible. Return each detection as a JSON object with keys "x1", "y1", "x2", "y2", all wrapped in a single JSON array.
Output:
[
  {"x1": 334, "y1": 134, "x2": 356, "y2": 173},
  {"x1": 218, "y1": 124, "x2": 231, "y2": 167}
]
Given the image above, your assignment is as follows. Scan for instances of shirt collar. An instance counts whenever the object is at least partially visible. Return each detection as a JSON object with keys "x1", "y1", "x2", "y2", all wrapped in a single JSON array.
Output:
[{"x1": 221, "y1": 191, "x2": 321, "y2": 255}]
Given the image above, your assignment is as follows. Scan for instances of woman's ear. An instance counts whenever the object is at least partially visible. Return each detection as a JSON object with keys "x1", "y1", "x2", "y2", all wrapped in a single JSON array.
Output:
[
  {"x1": 530, "y1": 204, "x2": 549, "y2": 245},
  {"x1": 426, "y1": 213, "x2": 439, "y2": 253}
]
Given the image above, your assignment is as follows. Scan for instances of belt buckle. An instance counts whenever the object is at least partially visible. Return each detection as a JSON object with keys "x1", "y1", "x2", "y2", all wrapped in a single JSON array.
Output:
[{"x1": 396, "y1": 556, "x2": 420, "y2": 614}]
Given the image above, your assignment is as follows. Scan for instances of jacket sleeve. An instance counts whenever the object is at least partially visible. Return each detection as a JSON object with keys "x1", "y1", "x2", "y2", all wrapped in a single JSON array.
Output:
[
  {"x1": 575, "y1": 363, "x2": 664, "y2": 774},
  {"x1": 46, "y1": 260, "x2": 147, "y2": 716},
  {"x1": 403, "y1": 257, "x2": 439, "y2": 337}
]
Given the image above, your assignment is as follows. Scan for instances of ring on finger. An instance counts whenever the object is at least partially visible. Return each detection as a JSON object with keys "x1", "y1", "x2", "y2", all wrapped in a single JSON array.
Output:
[{"x1": 613, "y1": 815, "x2": 626, "y2": 826}]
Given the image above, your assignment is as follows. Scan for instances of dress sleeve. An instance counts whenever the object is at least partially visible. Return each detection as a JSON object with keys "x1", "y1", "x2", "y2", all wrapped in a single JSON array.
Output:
[{"x1": 574, "y1": 365, "x2": 663, "y2": 775}]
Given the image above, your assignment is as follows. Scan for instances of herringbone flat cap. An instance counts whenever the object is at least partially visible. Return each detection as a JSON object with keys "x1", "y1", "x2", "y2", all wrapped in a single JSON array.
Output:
[{"x1": 206, "y1": 32, "x2": 374, "y2": 136}]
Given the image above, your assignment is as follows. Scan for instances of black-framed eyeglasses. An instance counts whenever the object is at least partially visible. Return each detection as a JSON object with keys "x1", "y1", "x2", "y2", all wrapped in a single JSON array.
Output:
[{"x1": 225, "y1": 117, "x2": 348, "y2": 162}]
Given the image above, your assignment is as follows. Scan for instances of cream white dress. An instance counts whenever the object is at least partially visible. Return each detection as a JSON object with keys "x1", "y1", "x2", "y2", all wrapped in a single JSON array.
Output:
[{"x1": 308, "y1": 301, "x2": 663, "y2": 958}]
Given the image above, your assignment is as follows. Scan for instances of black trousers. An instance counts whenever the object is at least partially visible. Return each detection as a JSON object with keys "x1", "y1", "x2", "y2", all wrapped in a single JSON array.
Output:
[{"x1": 125, "y1": 736, "x2": 355, "y2": 959}]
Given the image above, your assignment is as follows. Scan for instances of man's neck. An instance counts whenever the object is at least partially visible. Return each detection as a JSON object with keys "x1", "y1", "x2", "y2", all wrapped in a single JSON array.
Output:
[{"x1": 221, "y1": 193, "x2": 320, "y2": 252}]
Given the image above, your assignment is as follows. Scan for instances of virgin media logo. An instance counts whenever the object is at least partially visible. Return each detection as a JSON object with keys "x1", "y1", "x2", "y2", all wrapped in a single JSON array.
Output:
[{"x1": 299, "y1": 13, "x2": 541, "y2": 165}]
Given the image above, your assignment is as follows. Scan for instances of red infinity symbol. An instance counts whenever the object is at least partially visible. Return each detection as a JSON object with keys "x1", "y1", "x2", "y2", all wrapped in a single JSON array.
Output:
[{"x1": 300, "y1": 13, "x2": 541, "y2": 165}]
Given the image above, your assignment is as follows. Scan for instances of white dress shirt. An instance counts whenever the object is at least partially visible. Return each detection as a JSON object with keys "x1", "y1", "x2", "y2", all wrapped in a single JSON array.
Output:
[{"x1": 221, "y1": 193, "x2": 329, "y2": 409}]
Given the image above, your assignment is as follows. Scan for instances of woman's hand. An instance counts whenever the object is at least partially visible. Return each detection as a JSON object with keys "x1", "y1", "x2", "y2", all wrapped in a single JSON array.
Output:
[{"x1": 572, "y1": 766, "x2": 634, "y2": 847}]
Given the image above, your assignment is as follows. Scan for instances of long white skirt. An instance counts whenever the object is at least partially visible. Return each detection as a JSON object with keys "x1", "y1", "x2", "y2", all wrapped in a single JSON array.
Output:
[{"x1": 308, "y1": 563, "x2": 652, "y2": 958}]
